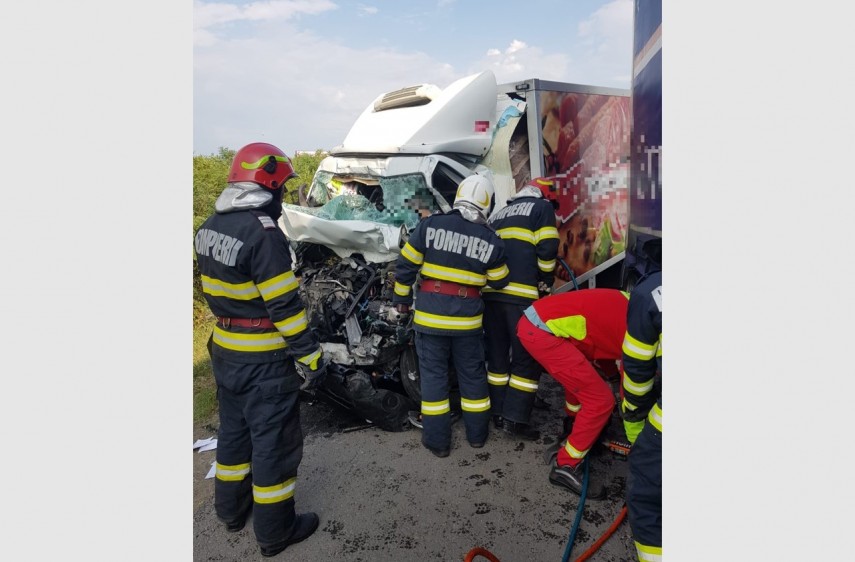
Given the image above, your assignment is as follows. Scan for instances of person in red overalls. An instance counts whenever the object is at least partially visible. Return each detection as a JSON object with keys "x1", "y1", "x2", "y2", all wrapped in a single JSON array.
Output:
[{"x1": 517, "y1": 288, "x2": 628, "y2": 499}]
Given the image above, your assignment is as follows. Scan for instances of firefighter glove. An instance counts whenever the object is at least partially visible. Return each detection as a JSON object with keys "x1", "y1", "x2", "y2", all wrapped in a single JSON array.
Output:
[
  {"x1": 537, "y1": 281, "x2": 552, "y2": 298},
  {"x1": 297, "y1": 354, "x2": 330, "y2": 391},
  {"x1": 623, "y1": 419, "x2": 645, "y2": 445}
]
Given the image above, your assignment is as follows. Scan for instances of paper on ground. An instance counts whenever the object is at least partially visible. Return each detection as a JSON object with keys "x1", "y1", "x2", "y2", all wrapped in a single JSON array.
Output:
[
  {"x1": 193, "y1": 437, "x2": 218, "y2": 452},
  {"x1": 193, "y1": 436, "x2": 215, "y2": 449}
]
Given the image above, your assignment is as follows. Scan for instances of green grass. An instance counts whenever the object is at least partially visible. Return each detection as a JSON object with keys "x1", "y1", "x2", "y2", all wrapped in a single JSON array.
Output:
[{"x1": 193, "y1": 298, "x2": 218, "y2": 424}]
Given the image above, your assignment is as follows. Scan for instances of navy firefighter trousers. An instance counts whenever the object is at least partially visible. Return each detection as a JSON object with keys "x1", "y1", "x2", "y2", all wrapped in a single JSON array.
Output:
[
  {"x1": 415, "y1": 331, "x2": 490, "y2": 450},
  {"x1": 626, "y1": 416, "x2": 662, "y2": 557},
  {"x1": 483, "y1": 300, "x2": 543, "y2": 424},
  {"x1": 212, "y1": 353, "x2": 304, "y2": 548}
]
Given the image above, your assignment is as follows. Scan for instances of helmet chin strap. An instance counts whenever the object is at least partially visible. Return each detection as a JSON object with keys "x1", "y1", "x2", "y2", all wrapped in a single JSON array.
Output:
[{"x1": 261, "y1": 187, "x2": 285, "y2": 220}]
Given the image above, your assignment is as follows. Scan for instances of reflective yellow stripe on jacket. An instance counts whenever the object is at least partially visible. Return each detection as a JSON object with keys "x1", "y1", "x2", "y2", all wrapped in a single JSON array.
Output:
[
  {"x1": 400, "y1": 242, "x2": 424, "y2": 265},
  {"x1": 296, "y1": 348, "x2": 322, "y2": 370},
  {"x1": 496, "y1": 227, "x2": 535, "y2": 244},
  {"x1": 212, "y1": 325, "x2": 286, "y2": 352},
  {"x1": 535, "y1": 225, "x2": 560, "y2": 242},
  {"x1": 482, "y1": 281, "x2": 538, "y2": 299},
  {"x1": 648, "y1": 403, "x2": 662, "y2": 432},
  {"x1": 622, "y1": 373, "x2": 654, "y2": 398},
  {"x1": 487, "y1": 263, "x2": 510, "y2": 281},
  {"x1": 421, "y1": 262, "x2": 487, "y2": 285},
  {"x1": 495, "y1": 225, "x2": 558, "y2": 244},
  {"x1": 414, "y1": 310, "x2": 482, "y2": 331},
  {"x1": 538, "y1": 257, "x2": 556, "y2": 273},
  {"x1": 622, "y1": 332, "x2": 658, "y2": 361},
  {"x1": 256, "y1": 271, "x2": 299, "y2": 300},
  {"x1": 274, "y1": 310, "x2": 309, "y2": 337},
  {"x1": 201, "y1": 275, "x2": 260, "y2": 300},
  {"x1": 394, "y1": 281, "x2": 411, "y2": 297}
]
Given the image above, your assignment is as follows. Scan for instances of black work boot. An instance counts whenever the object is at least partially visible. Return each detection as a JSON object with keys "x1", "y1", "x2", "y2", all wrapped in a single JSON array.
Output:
[
  {"x1": 549, "y1": 461, "x2": 606, "y2": 500},
  {"x1": 216, "y1": 474, "x2": 254, "y2": 532},
  {"x1": 542, "y1": 439, "x2": 562, "y2": 465},
  {"x1": 224, "y1": 494, "x2": 253, "y2": 532},
  {"x1": 259, "y1": 512, "x2": 320, "y2": 557},
  {"x1": 501, "y1": 420, "x2": 540, "y2": 441},
  {"x1": 492, "y1": 415, "x2": 504, "y2": 429},
  {"x1": 424, "y1": 442, "x2": 450, "y2": 457}
]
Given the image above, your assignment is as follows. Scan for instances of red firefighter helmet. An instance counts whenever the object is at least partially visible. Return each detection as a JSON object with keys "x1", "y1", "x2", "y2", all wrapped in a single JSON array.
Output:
[
  {"x1": 529, "y1": 177, "x2": 557, "y2": 201},
  {"x1": 528, "y1": 177, "x2": 559, "y2": 208},
  {"x1": 229, "y1": 142, "x2": 298, "y2": 190}
]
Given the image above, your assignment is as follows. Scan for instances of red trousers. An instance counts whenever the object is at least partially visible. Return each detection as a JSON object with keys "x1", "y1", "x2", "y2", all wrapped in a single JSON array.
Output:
[{"x1": 517, "y1": 315, "x2": 615, "y2": 467}]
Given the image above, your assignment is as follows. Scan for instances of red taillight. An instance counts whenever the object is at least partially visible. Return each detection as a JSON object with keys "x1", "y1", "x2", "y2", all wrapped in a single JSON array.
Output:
[{"x1": 474, "y1": 120, "x2": 490, "y2": 133}]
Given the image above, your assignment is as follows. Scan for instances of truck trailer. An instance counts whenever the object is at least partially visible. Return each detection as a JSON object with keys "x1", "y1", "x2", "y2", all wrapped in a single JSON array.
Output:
[{"x1": 624, "y1": 0, "x2": 663, "y2": 288}]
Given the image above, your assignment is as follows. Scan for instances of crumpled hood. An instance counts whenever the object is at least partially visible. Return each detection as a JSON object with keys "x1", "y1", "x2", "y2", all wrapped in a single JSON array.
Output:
[
  {"x1": 215, "y1": 182, "x2": 273, "y2": 213},
  {"x1": 279, "y1": 204, "x2": 403, "y2": 263}
]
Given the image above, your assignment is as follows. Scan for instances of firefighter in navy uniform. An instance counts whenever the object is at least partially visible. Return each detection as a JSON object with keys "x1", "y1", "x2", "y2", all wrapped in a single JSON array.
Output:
[
  {"x1": 620, "y1": 240, "x2": 662, "y2": 562},
  {"x1": 482, "y1": 177, "x2": 560, "y2": 440},
  {"x1": 194, "y1": 142, "x2": 327, "y2": 558},
  {"x1": 392, "y1": 174, "x2": 510, "y2": 457}
]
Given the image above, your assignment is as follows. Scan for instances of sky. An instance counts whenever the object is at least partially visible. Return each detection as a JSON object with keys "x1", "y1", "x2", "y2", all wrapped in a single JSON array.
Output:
[{"x1": 194, "y1": 0, "x2": 633, "y2": 156}]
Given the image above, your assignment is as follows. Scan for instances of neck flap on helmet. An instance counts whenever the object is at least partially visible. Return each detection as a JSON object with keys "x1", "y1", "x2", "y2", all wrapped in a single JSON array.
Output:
[
  {"x1": 509, "y1": 185, "x2": 543, "y2": 201},
  {"x1": 215, "y1": 182, "x2": 274, "y2": 214},
  {"x1": 453, "y1": 202, "x2": 487, "y2": 224}
]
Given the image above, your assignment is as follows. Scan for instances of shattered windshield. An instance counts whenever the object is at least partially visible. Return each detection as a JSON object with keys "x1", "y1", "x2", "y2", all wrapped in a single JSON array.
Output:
[{"x1": 297, "y1": 171, "x2": 440, "y2": 231}]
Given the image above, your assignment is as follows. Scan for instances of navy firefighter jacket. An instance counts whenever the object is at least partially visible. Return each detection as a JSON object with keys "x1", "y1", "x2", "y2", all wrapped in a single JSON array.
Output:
[
  {"x1": 194, "y1": 209, "x2": 322, "y2": 368},
  {"x1": 392, "y1": 209, "x2": 510, "y2": 336},
  {"x1": 483, "y1": 194, "x2": 559, "y2": 304},
  {"x1": 621, "y1": 270, "x2": 662, "y2": 431}
]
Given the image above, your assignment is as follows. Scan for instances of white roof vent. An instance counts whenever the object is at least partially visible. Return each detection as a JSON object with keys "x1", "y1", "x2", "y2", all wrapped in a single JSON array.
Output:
[{"x1": 374, "y1": 84, "x2": 442, "y2": 112}]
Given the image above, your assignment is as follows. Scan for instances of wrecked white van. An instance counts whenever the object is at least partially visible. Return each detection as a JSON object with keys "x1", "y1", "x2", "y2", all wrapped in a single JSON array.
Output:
[{"x1": 278, "y1": 70, "x2": 631, "y2": 430}]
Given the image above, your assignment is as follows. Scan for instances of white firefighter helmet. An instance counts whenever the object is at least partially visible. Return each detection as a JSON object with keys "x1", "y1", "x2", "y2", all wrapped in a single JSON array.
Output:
[{"x1": 453, "y1": 174, "x2": 495, "y2": 222}]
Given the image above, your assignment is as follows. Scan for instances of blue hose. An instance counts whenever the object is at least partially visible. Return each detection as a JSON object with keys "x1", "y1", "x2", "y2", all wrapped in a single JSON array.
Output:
[
  {"x1": 561, "y1": 458, "x2": 589, "y2": 562},
  {"x1": 557, "y1": 257, "x2": 579, "y2": 291}
]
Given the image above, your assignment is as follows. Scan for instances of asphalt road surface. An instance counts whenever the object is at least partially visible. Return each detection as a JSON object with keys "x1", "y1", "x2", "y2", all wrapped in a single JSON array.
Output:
[{"x1": 193, "y1": 373, "x2": 637, "y2": 561}]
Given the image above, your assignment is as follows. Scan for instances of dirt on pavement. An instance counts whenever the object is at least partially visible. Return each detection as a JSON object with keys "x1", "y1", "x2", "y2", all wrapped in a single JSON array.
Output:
[{"x1": 192, "y1": 374, "x2": 637, "y2": 561}]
